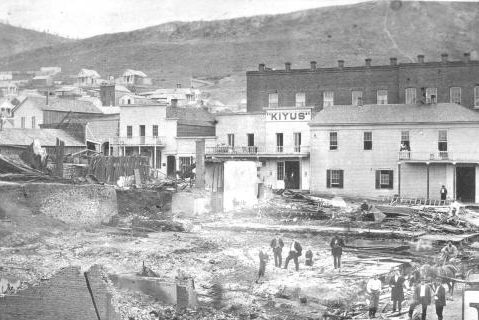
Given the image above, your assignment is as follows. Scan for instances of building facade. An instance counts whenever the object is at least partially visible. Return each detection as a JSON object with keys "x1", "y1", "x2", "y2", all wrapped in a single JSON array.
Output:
[
  {"x1": 309, "y1": 103, "x2": 479, "y2": 202},
  {"x1": 247, "y1": 53, "x2": 479, "y2": 112},
  {"x1": 207, "y1": 108, "x2": 312, "y2": 190}
]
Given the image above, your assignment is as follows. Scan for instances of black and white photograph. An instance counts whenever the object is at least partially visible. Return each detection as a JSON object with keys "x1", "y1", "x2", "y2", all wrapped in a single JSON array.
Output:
[{"x1": 1, "y1": 0, "x2": 479, "y2": 319}]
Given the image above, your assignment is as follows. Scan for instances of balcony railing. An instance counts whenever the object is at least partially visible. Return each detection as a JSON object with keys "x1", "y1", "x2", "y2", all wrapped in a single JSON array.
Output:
[
  {"x1": 206, "y1": 145, "x2": 310, "y2": 155},
  {"x1": 398, "y1": 151, "x2": 479, "y2": 162},
  {"x1": 111, "y1": 136, "x2": 167, "y2": 146}
]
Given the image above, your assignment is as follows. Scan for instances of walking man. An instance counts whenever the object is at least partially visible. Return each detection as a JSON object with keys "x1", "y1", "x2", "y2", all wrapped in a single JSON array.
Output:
[
  {"x1": 330, "y1": 235, "x2": 345, "y2": 272},
  {"x1": 433, "y1": 278, "x2": 446, "y2": 320},
  {"x1": 255, "y1": 246, "x2": 269, "y2": 283},
  {"x1": 284, "y1": 239, "x2": 302, "y2": 271},
  {"x1": 367, "y1": 274, "x2": 382, "y2": 319},
  {"x1": 270, "y1": 234, "x2": 284, "y2": 267},
  {"x1": 408, "y1": 278, "x2": 432, "y2": 320},
  {"x1": 305, "y1": 248, "x2": 313, "y2": 266},
  {"x1": 440, "y1": 185, "x2": 448, "y2": 201},
  {"x1": 389, "y1": 267, "x2": 405, "y2": 314}
]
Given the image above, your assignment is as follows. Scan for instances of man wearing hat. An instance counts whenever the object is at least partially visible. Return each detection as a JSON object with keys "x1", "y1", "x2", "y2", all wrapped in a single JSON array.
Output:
[
  {"x1": 270, "y1": 234, "x2": 284, "y2": 268},
  {"x1": 389, "y1": 267, "x2": 406, "y2": 314},
  {"x1": 408, "y1": 278, "x2": 432, "y2": 320},
  {"x1": 432, "y1": 278, "x2": 446, "y2": 320},
  {"x1": 366, "y1": 273, "x2": 382, "y2": 318}
]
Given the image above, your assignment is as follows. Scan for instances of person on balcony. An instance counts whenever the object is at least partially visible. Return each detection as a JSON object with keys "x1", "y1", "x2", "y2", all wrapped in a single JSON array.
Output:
[{"x1": 440, "y1": 185, "x2": 448, "y2": 201}]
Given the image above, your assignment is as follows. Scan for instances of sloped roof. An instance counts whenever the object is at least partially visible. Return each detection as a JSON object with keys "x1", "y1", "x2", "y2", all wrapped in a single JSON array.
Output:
[
  {"x1": 12, "y1": 96, "x2": 54, "y2": 113},
  {"x1": 77, "y1": 69, "x2": 100, "y2": 78},
  {"x1": 0, "y1": 128, "x2": 85, "y2": 147},
  {"x1": 115, "y1": 85, "x2": 131, "y2": 93},
  {"x1": 310, "y1": 103, "x2": 479, "y2": 126},
  {"x1": 44, "y1": 99, "x2": 102, "y2": 114},
  {"x1": 166, "y1": 107, "x2": 215, "y2": 126},
  {"x1": 122, "y1": 69, "x2": 147, "y2": 78}
]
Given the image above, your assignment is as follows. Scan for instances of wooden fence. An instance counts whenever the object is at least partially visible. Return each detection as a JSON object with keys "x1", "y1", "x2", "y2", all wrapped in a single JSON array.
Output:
[{"x1": 88, "y1": 156, "x2": 150, "y2": 184}]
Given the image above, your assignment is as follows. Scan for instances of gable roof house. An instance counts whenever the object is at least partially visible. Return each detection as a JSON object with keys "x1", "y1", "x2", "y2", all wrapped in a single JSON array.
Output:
[{"x1": 77, "y1": 69, "x2": 101, "y2": 87}]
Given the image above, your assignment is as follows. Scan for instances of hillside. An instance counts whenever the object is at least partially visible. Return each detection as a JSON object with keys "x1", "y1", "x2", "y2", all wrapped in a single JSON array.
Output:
[
  {"x1": 0, "y1": 1, "x2": 478, "y2": 105},
  {"x1": 0, "y1": 23, "x2": 72, "y2": 58}
]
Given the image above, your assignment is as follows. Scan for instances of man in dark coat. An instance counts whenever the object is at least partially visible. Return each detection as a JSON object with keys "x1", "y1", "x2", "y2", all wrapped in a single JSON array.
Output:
[
  {"x1": 255, "y1": 247, "x2": 269, "y2": 283},
  {"x1": 284, "y1": 239, "x2": 302, "y2": 271},
  {"x1": 432, "y1": 279, "x2": 446, "y2": 320},
  {"x1": 330, "y1": 235, "x2": 345, "y2": 272},
  {"x1": 270, "y1": 234, "x2": 284, "y2": 267},
  {"x1": 408, "y1": 278, "x2": 432, "y2": 320},
  {"x1": 389, "y1": 267, "x2": 405, "y2": 314},
  {"x1": 440, "y1": 185, "x2": 448, "y2": 201},
  {"x1": 305, "y1": 249, "x2": 313, "y2": 266}
]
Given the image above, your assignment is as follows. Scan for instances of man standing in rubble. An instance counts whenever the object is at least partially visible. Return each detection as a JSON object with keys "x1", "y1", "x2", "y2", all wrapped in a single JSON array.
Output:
[
  {"x1": 255, "y1": 246, "x2": 269, "y2": 283},
  {"x1": 408, "y1": 278, "x2": 432, "y2": 320},
  {"x1": 440, "y1": 241, "x2": 458, "y2": 263},
  {"x1": 389, "y1": 267, "x2": 405, "y2": 315},
  {"x1": 270, "y1": 234, "x2": 284, "y2": 268},
  {"x1": 366, "y1": 273, "x2": 382, "y2": 319},
  {"x1": 330, "y1": 235, "x2": 345, "y2": 272},
  {"x1": 284, "y1": 238, "x2": 302, "y2": 271},
  {"x1": 440, "y1": 185, "x2": 448, "y2": 201}
]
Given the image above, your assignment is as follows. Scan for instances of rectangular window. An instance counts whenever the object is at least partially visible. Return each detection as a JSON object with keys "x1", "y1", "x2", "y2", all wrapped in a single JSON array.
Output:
[
  {"x1": 268, "y1": 93, "x2": 278, "y2": 108},
  {"x1": 247, "y1": 133, "x2": 254, "y2": 147},
  {"x1": 377, "y1": 90, "x2": 388, "y2": 104},
  {"x1": 227, "y1": 134, "x2": 235, "y2": 147},
  {"x1": 326, "y1": 169, "x2": 344, "y2": 189},
  {"x1": 438, "y1": 130, "x2": 447, "y2": 152},
  {"x1": 179, "y1": 157, "x2": 192, "y2": 175},
  {"x1": 31, "y1": 116, "x2": 36, "y2": 128},
  {"x1": 277, "y1": 161, "x2": 285, "y2": 180},
  {"x1": 364, "y1": 131, "x2": 372, "y2": 150},
  {"x1": 375, "y1": 170, "x2": 393, "y2": 189},
  {"x1": 276, "y1": 133, "x2": 283, "y2": 152},
  {"x1": 450, "y1": 87, "x2": 461, "y2": 104},
  {"x1": 295, "y1": 92, "x2": 305, "y2": 107},
  {"x1": 426, "y1": 88, "x2": 437, "y2": 104},
  {"x1": 401, "y1": 131, "x2": 410, "y2": 149},
  {"x1": 152, "y1": 125, "x2": 158, "y2": 137},
  {"x1": 127, "y1": 126, "x2": 132, "y2": 138},
  {"x1": 475, "y1": 86, "x2": 479, "y2": 106},
  {"x1": 405, "y1": 88, "x2": 416, "y2": 104},
  {"x1": 330, "y1": 131, "x2": 338, "y2": 150},
  {"x1": 352, "y1": 91, "x2": 363, "y2": 106},
  {"x1": 293, "y1": 132, "x2": 301, "y2": 152},
  {"x1": 21, "y1": 117, "x2": 25, "y2": 129},
  {"x1": 323, "y1": 91, "x2": 334, "y2": 107}
]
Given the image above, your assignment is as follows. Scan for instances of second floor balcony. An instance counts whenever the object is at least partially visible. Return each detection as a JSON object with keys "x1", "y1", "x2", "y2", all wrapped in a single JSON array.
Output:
[
  {"x1": 110, "y1": 136, "x2": 167, "y2": 146},
  {"x1": 398, "y1": 151, "x2": 479, "y2": 163},
  {"x1": 206, "y1": 145, "x2": 310, "y2": 157}
]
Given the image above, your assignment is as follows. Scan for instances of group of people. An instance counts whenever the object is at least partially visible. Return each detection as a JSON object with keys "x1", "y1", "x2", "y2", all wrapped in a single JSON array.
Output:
[
  {"x1": 255, "y1": 234, "x2": 345, "y2": 283},
  {"x1": 367, "y1": 268, "x2": 448, "y2": 320}
]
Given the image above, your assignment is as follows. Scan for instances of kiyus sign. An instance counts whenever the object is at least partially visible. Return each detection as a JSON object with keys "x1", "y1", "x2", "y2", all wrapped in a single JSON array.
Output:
[{"x1": 265, "y1": 109, "x2": 312, "y2": 121}]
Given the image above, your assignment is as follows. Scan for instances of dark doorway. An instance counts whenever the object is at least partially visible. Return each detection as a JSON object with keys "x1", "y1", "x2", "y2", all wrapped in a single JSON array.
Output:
[
  {"x1": 284, "y1": 161, "x2": 300, "y2": 189},
  {"x1": 247, "y1": 134, "x2": 254, "y2": 146},
  {"x1": 456, "y1": 166, "x2": 475, "y2": 203},
  {"x1": 139, "y1": 125, "x2": 146, "y2": 144},
  {"x1": 167, "y1": 155, "x2": 176, "y2": 177}
]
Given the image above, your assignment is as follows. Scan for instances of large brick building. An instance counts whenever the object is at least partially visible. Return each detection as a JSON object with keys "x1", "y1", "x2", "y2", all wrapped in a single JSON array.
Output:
[{"x1": 247, "y1": 53, "x2": 479, "y2": 112}]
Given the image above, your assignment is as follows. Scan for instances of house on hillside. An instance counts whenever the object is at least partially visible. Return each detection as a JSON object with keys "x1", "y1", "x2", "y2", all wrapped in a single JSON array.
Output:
[
  {"x1": 309, "y1": 103, "x2": 479, "y2": 203},
  {"x1": 0, "y1": 81, "x2": 18, "y2": 98},
  {"x1": 111, "y1": 104, "x2": 215, "y2": 175},
  {"x1": 0, "y1": 128, "x2": 86, "y2": 156},
  {"x1": 120, "y1": 69, "x2": 152, "y2": 86},
  {"x1": 31, "y1": 75, "x2": 53, "y2": 88},
  {"x1": 139, "y1": 84, "x2": 202, "y2": 107},
  {"x1": 118, "y1": 93, "x2": 152, "y2": 105},
  {"x1": 77, "y1": 69, "x2": 101, "y2": 87}
]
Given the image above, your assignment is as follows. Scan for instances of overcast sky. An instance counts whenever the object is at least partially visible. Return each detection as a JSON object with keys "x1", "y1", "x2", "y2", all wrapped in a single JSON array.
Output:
[{"x1": 0, "y1": 0, "x2": 475, "y2": 39}]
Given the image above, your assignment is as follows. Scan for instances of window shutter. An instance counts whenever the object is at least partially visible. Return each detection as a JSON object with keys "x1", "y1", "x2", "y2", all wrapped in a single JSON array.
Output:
[
  {"x1": 389, "y1": 171, "x2": 394, "y2": 189},
  {"x1": 339, "y1": 170, "x2": 344, "y2": 188},
  {"x1": 326, "y1": 170, "x2": 331, "y2": 188},
  {"x1": 375, "y1": 171, "x2": 380, "y2": 189}
]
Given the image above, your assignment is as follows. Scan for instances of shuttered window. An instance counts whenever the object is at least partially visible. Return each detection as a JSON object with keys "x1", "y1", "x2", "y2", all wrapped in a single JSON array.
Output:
[{"x1": 375, "y1": 170, "x2": 393, "y2": 189}]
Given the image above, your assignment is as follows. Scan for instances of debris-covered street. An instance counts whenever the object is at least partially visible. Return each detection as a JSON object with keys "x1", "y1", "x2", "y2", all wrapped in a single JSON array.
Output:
[{"x1": 3, "y1": 183, "x2": 479, "y2": 320}]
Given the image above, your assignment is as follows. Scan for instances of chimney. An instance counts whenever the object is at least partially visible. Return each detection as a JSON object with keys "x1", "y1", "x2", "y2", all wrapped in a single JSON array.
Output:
[
  {"x1": 464, "y1": 52, "x2": 471, "y2": 63},
  {"x1": 285, "y1": 62, "x2": 291, "y2": 72},
  {"x1": 259, "y1": 63, "x2": 265, "y2": 72},
  {"x1": 417, "y1": 55, "x2": 425, "y2": 64},
  {"x1": 338, "y1": 60, "x2": 344, "y2": 69},
  {"x1": 100, "y1": 84, "x2": 115, "y2": 107},
  {"x1": 390, "y1": 57, "x2": 397, "y2": 66},
  {"x1": 365, "y1": 58, "x2": 372, "y2": 67},
  {"x1": 310, "y1": 61, "x2": 317, "y2": 71},
  {"x1": 441, "y1": 53, "x2": 448, "y2": 63},
  {"x1": 176, "y1": 83, "x2": 182, "y2": 89}
]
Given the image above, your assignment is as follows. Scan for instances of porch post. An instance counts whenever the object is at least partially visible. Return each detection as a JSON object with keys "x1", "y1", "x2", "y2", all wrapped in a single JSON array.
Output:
[
  {"x1": 397, "y1": 162, "x2": 401, "y2": 197},
  {"x1": 138, "y1": 146, "x2": 141, "y2": 155},
  {"x1": 154, "y1": 145, "x2": 157, "y2": 169},
  {"x1": 426, "y1": 162, "x2": 430, "y2": 200},
  {"x1": 123, "y1": 145, "x2": 126, "y2": 156},
  {"x1": 453, "y1": 162, "x2": 456, "y2": 200}
]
